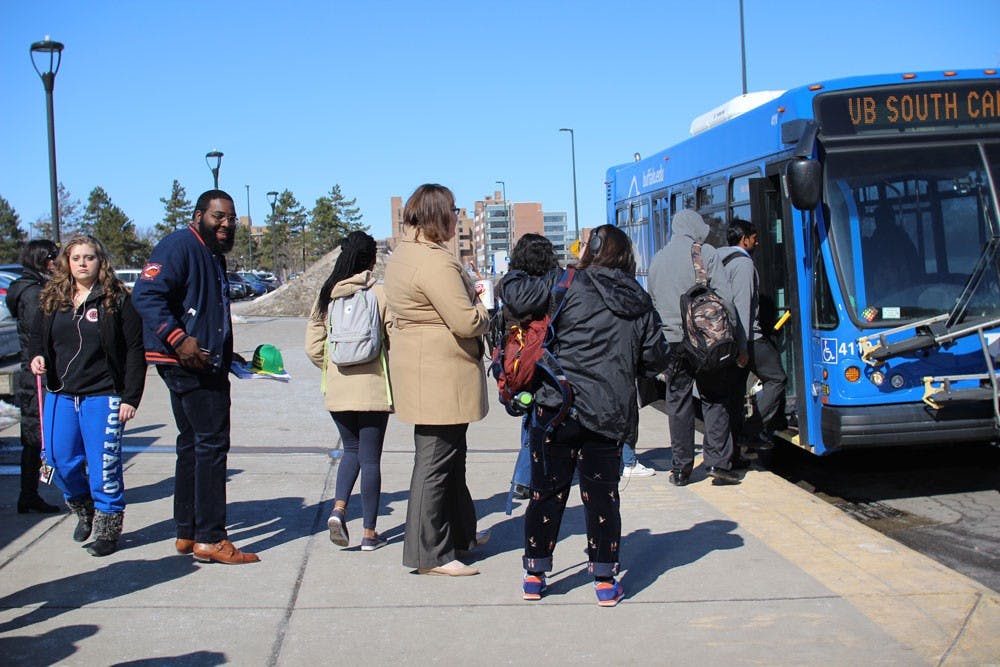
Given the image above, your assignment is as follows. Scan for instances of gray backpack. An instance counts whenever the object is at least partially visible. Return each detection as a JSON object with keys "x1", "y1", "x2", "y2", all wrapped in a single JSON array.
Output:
[{"x1": 328, "y1": 288, "x2": 382, "y2": 366}]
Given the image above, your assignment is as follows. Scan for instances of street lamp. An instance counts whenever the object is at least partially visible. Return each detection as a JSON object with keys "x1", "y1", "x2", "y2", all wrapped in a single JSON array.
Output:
[
  {"x1": 30, "y1": 37, "x2": 65, "y2": 244},
  {"x1": 245, "y1": 184, "x2": 253, "y2": 270},
  {"x1": 205, "y1": 150, "x2": 223, "y2": 189},
  {"x1": 267, "y1": 190, "x2": 279, "y2": 274},
  {"x1": 559, "y1": 128, "x2": 580, "y2": 243}
]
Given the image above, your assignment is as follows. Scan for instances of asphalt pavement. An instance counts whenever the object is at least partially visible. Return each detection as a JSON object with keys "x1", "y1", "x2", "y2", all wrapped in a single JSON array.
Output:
[{"x1": 0, "y1": 315, "x2": 997, "y2": 666}]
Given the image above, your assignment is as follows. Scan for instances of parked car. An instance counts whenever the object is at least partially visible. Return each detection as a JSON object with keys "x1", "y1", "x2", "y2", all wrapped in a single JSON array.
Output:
[
  {"x1": 0, "y1": 266, "x2": 25, "y2": 323},
  {"x1": 115, "y1": 268, "x2": 142, "y2": 289},
  {"x1": 237, "y1": 271, "x2": 268, "y2": 297},
  {"x1": 227, "y1": 272, "x2": 252, "y2": 300},
  {"x1": 253, "y1": 271, "x2": 280, "y2": 292}
]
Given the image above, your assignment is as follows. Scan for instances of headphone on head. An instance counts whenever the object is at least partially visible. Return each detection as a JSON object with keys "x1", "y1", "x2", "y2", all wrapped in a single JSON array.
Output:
[{"x1": 587, "y1": 230, "x2": 603, "y2": 255}]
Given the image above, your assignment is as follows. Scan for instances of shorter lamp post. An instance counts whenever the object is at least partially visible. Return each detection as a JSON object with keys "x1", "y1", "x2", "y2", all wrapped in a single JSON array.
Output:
[
  {"x1": 205, "y1": 150, "x2": 223, "y2": 189},
  {"x1": 30, "y1": 37, "x2": 65, "y2": 244},
  {"x1": 267, "y1": 190, "x2": 279, "y2": 273}
]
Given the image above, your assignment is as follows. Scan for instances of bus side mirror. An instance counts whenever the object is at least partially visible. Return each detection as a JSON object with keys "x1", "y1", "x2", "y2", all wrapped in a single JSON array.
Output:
[{"x1": 786, "y1": 158, "x2": 822, "y2": 210}]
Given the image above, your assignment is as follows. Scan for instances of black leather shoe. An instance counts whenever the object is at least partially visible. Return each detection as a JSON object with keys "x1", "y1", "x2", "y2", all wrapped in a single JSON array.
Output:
[
  {"x1": 17, "y1": 495, "x2": 61, "y2": 514},
  {"x1": 706, "y1": 466, "x2": 741, "y2": 485},
  {"x1": 668, "y1": 470, "x2": 690, "y2": 486}
]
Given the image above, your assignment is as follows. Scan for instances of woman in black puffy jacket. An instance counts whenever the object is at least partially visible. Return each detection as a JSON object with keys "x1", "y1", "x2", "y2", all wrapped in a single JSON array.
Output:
[{"x1": 498, "y1": 224, "x2": 669, "y2": 607}]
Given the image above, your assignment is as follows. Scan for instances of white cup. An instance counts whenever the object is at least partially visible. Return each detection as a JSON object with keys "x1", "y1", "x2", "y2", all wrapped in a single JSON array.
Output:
[{"x1": 475, "y1": 279, "x2": 495, "y2": 310}]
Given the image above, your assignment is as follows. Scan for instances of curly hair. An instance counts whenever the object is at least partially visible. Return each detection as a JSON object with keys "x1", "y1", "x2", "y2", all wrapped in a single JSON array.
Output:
[
  {"x1": 509, "y1": 233, "x2": 559, "y2": 276},
  {"x1": 40, "y1": 235, "x2": 127, "y2": 314},
  {"x1": 313, "y1": 230, "x2": 378, "y2": 318}
]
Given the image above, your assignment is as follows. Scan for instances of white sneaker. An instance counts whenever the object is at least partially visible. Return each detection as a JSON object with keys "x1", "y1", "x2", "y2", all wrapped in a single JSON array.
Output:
[{"x1": 622, "y1": 461, "x2": 656, "y2": 478}]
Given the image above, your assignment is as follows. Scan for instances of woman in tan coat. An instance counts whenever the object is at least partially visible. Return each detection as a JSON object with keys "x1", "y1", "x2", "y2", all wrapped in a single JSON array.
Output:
[
  {"x1": 384, "y1": 183, "x2": 491, "y2": 576},
  {"x1": 306, "y1": 231, "x2": 392, "y2": 551}
]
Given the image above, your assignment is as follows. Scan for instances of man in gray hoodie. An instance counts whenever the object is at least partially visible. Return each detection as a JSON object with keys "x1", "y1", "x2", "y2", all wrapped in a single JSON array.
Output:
[{"x1": 648, "y1": 209, "x2": 741, "y2": 485}]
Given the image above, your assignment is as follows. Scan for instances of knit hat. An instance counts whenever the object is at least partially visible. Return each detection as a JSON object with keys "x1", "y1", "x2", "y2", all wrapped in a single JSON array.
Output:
[{"x1": 251, "y1": 344, "x2": 285, "y2": 375}]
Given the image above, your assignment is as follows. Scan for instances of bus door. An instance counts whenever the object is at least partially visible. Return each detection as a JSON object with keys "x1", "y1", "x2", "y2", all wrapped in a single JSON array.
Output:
[{"x1": 750, "y1": 175, "x2": 803, "y2": 441}]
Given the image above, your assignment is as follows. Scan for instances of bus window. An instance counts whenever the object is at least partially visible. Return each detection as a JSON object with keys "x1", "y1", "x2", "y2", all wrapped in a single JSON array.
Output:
[
  {"x1": 825, "y1": 143, "x2": 1000, "y2": 325},
  {"x1": 730, "y1": 173, "x2": 754, "y2": 222},
  {"x1": 813, "y1": 223, "x2": 838, "y2": 329},
  {"x1": 697, "y1": 183, "x2": 726, "y2": 208}
]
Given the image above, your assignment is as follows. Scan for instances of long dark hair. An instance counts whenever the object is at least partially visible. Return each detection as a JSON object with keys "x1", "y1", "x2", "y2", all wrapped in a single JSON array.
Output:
[
  {"x1": 577, "y1": 224, "x2": 636, "y2": 276},
  {"x1": 20, "y1": 239, "x2": 58, "y2": 274},
  {"x1": 313, "y1": 231, "x2": 377, "y2": 318}
]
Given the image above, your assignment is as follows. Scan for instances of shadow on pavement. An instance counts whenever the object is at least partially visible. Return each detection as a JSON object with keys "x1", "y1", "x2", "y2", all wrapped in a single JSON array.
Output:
[
  {"x1": 0, "y1": 556, "x2": 199, "y2": 633},
  {"x1": 620, "y1": 519, "x2": 744, "y2": 597},
  {"x1": 112, "y1": 651, "x2": 228, "y2": 666},
  {"x1": 1, "y1": 624, "x2": 98, "y2": 666}
]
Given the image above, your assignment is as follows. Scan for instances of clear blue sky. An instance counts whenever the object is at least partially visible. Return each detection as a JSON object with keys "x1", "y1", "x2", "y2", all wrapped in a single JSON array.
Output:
[{"x1": 3, "y1": 1, "x2": 999, "y2": 242}]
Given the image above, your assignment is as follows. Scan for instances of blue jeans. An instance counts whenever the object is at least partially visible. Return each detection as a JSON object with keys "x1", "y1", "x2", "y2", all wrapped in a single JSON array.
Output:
[
  {"x1": 159, "y1": 365, "x2": 231, "y2": 544},
  {"x1": 621, "y1": 443, "x2": 636, "y2": 468}
]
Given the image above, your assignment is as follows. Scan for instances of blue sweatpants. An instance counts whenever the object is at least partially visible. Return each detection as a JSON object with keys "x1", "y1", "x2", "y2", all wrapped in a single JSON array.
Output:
[{"x1": 44, "y1": 393, "x2": 125, "y2": 513}]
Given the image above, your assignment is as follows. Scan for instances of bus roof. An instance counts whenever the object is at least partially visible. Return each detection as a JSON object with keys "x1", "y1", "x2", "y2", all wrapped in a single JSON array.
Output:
[{"x1": 606, "y1": 68, "x2": 999, "y2": 197}]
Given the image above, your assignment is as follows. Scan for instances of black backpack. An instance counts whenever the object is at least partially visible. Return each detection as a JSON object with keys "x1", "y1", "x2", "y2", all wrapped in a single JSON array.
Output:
[{"x1": 679, "y1": 242, "x2": 739, "y2": 373}]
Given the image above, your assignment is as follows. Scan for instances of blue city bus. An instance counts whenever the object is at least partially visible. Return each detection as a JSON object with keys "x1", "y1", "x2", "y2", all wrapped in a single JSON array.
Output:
[{"x1": 605, "y1": 68, "x2": 1000, "y2": 455}]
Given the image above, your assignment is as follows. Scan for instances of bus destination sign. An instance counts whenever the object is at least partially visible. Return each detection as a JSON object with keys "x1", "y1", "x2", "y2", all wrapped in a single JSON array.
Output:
[{"x1": 816, "y1": 81, "x2": 1000, "y2": 137}]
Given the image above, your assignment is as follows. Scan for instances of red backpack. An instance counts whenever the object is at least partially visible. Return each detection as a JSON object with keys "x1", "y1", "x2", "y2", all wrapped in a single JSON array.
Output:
[{"x1": 490, "y1": 268, "x2": 576, "y2": 423}]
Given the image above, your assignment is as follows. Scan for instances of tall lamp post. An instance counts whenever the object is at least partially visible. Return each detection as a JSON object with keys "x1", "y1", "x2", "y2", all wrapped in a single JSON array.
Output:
[
  {"x1": 267, "y1": 190, "x2": 279, "y2": 274},
  {"x1": 30, "y1": 37, "x2": 65, "y2": 244},
  {"x1": 205, "y1": 150, "x2": 223, "y2": 189},
  {"x1": 559, "y1": 128, "x2": 579, "y2": 243}
]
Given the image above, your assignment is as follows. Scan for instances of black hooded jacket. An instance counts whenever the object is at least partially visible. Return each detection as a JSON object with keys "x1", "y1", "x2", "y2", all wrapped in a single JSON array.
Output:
[
  {"x1": 499, "y1": 266, "x2": 670, "y2": 444},
  {"x1": 7, "y1": 268, "x2": 47, "y2": 372}
]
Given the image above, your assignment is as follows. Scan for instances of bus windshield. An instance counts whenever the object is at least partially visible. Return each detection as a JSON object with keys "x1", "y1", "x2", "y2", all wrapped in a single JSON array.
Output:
[{"x1": 824, "y1": 142, "x2": 1000, "y2": 326}]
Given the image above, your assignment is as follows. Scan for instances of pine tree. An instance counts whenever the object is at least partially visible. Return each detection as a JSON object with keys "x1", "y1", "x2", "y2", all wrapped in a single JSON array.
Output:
[
  {"x1": 257, "y1": 190, "x2": 306, "y2": 277},
  {"x1": 82, "y1": 187, "x2": 151, "y2": 268},
  {"x1": 309, "y1": 184, "x2": 367, "y2": 257},
  {"x1": 155, "y1": 180, "x2": 193, "y2": 240},
  {"x1": 32, "y1": 182, "x2": 82, "y2": 240},
  {"x1": 0, "y1": 196, "x2": 27, "y2": 263}
]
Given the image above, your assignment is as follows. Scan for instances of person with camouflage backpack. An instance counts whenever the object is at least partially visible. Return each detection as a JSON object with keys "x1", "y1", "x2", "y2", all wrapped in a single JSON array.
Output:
[{"x1": 648, "y1": 209, "x2": 746, "y2": 487}]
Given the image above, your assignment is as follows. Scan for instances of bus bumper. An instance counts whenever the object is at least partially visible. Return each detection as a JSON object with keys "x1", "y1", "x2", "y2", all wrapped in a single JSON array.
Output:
[{"x1": 820, "y1": 402, "x2": 999, "y2": 450}]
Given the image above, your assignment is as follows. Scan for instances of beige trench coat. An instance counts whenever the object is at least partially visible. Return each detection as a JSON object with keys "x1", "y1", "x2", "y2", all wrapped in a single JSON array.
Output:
[
  {"x1": 304, "y1": 270, "x2": 393, "y2": 412},
  {"x1": 383, "y1": 227, "x2": 490, "y2": 424}
]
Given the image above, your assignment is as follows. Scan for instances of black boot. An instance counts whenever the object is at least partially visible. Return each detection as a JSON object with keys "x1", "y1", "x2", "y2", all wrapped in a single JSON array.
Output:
[
  {"x1": 87, "y1": 511, "x2": 123, "y2": 557},
  {"x1": 66, "y1": 497, "x2": 95, "y2": 542},
  {"x1": 17, "y1": 494, "x2": 61, "y2": 514}
]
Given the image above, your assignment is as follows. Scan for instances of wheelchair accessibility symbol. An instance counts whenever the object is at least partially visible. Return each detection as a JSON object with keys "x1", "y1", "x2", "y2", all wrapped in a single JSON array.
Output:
[{"x1": 821, "y1": 338, "x2": 838, "y2": 364}]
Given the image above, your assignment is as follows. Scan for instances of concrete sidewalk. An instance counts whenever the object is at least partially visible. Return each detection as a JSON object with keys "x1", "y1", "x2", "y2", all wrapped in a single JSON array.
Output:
[{"x1": 0, "y1": 315, "x2": 997, "y2": 666}]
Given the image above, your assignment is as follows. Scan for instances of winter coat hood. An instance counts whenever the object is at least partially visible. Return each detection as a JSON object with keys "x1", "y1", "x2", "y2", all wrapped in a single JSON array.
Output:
[
  {"x1": 586, "y1": 266, "x2": 654, "y2": 319},
  {"x1": 671, "y1": 209, "x2": 710, "y2": 243}
]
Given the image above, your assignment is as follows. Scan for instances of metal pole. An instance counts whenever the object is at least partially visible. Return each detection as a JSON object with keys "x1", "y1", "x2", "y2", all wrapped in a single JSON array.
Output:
[
  {"x1": 267, "y1": 191, "x2": 279, "y2": 274},
  {"x1": 245, "y1": 184, "x2": 252, "y2": 270},
  {"x1": 301, "y1": 221, "x2": 306, "y2": 273},
  {"x1": 43, "y1": 81, "x2": 60, "y2": 244},
  {"x1": 560, "y1": 128, "x2": 579, "y2": 242},
  {"x1": 739, "y1": 0, "x2": 748, "y2": 95}
]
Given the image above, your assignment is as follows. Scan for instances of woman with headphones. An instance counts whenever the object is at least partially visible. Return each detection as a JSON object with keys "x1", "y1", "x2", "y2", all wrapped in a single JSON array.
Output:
[{"x1": 498, "y1": 224, "x2": 669, "y2": 606}]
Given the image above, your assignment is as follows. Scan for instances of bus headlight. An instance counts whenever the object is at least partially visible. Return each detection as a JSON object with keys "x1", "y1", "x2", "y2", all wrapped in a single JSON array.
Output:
[
  {"x1": 869, "y1": 370, "x2": 886, "y2": 386},
  {"x1": 889, "y1": 374, "x2": 906, "y2": 389}
]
